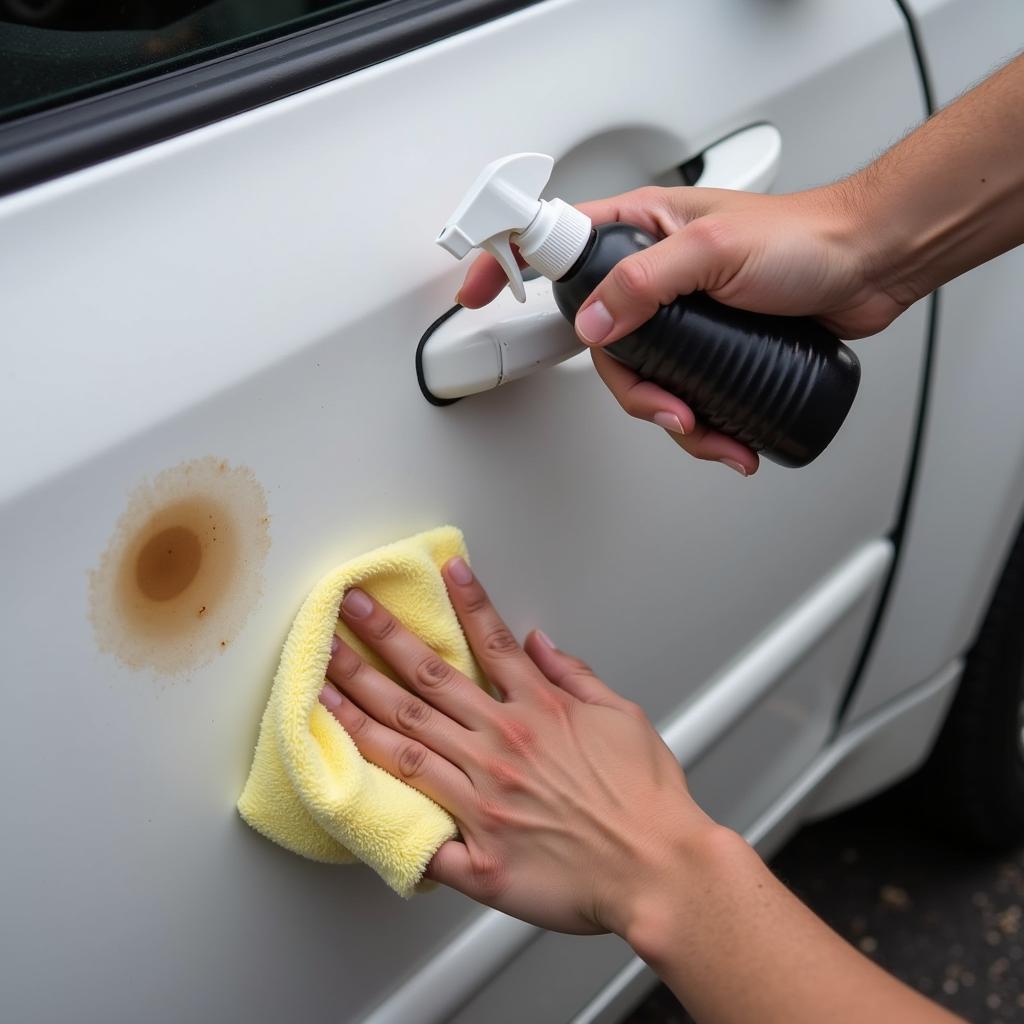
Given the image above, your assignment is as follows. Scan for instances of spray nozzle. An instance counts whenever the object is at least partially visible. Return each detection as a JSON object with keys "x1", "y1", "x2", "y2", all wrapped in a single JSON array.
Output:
[{"x1": 437, "y1": 152, "x2": 592, "y2": 302}]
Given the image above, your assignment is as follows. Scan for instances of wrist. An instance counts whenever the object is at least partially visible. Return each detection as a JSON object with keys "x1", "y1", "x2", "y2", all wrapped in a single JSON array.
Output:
[
  {"x1": 617, "y1": 821, "x2": 754, "y2": 966},
  {"x1": 833, "y1": 159, "x2": 999, "y2": 311},
  {"x1": 809, "y1": 170, "x2": 953, "y2": 330},
  {"x1": 819, "y1": 174, "x2": 904, "y2": 296}
]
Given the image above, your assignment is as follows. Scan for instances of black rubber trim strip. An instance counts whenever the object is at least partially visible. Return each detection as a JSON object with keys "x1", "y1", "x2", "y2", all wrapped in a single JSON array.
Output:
[
  {"x1": 832, "y1": 0, "x2": 938, "y2": 728},
  {"x1": 0, "y1": 0, "x2": 539, "y2": 198},
  {"x1": 416, "y1": 303, "x2": 464, "y2": 406}
]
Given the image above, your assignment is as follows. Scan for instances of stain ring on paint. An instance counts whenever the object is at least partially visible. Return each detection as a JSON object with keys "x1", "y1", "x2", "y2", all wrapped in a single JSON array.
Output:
[{"x1": 89, "y1": 457, "x2": 271, "y2": 675}]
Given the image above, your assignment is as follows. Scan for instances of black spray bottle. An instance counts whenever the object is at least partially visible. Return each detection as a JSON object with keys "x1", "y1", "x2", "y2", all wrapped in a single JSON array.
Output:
[{"x1": 437, "y1": 153, "x2": 860, "y2": 467}]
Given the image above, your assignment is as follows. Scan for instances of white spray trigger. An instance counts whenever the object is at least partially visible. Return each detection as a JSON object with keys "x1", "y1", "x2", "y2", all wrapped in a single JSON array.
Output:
[
  {"x1": 436, "y1": 153, "x2": 555, "y2": 303},
  {"x1": 481, "y1": 233, "x2": 526, "y2": 302}
]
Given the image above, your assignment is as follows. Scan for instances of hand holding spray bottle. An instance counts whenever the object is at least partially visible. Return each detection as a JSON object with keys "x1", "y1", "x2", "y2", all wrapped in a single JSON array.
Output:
[{"x1": 437, "y1": 153, "x2": 860, "y2": 467}]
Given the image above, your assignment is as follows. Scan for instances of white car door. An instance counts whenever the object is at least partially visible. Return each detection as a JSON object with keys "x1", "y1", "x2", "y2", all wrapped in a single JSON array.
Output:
[{"x1": 0, "y1": 1, "x2": 929, "y2": 1021}]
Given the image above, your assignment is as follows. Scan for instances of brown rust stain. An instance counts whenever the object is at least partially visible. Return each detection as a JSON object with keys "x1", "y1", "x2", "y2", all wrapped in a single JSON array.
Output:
[{"x1": 89, "y1": 457, "x2": 271, "y2": 674}]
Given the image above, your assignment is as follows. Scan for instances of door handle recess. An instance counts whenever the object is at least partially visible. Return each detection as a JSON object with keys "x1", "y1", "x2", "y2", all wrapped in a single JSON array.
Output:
[
  {"x1": 689, "y1": 123, "x2": 781, "y2": 193},
  {"x1": 417, "y1": 124, "x2": 782, "y2": 404}
]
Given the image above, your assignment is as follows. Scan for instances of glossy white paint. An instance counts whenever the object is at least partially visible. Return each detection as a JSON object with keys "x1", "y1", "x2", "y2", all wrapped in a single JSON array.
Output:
[
  {"x1": 843, "y1": 0, "x2": 1024, "y2": 728},
  {"x1": 810, "y1": 662, "x2": 962, "y2": 819},
  {"x1": 0, "y1": 0, "x2": 965, "y2": 1020}
]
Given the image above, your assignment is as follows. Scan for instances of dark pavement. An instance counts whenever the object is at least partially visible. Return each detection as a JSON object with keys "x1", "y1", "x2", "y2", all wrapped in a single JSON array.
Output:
[{"x1": 622, "y1": 793, "x2": 1024, "y2": 1023}]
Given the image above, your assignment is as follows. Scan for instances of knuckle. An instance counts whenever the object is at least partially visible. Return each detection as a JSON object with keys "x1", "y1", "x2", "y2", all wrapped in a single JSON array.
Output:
[
  {"x1": 396, "y1": 742, "x2": 428, "y2": 780},
  {"x1": 619, "y1": 383, "x2": 647, "y2": 419},
  {"x1": 416, "y1": 655, "x2": 455, "y2": 691},
  {"x1": 497, "y1": 718, "x2": 536, "y2": 757},
  {"x1": 687, "y1": 215, "x2": 732, "y2": 257},
  {"x1": 484, "y1": 758, "x2": 527, "y2": 793},
  {"x1": 333, "y1": 646, "x2": 363, "y2": 680},
  {"x1": 370, "y1": 613, "x2": 399, "y2": 642},
  {"x1": 476, "y1": 798, "x2": 513, "y2": 832},
  {"x1": 483, "y1": 626, "x2": 519, "y2": 659},
  {"x1": 344, "y1": 708, "x2": 370, "y2": 738},
  {"x1": 540, "y1": 692, "x2": 573, "y2": 716},
  {"x1": 631, "y1": 185, "x2": 666, "y2": 206},
  {"x1": 534, "y1": 689, "x2": 570, "y2": 719},
  {"x1": 395, "y1": 696, "x2": 431, "y2": 732},
  {"x1": 460, "y1": 585, "x2": 490, "y2": 615},
  {"x1": 620, "y1": 699, "x2": 648, "y2": 721},
  {"x1": 470, "y1": 850, "x2": 506, "y2": 898},
  {"x1": 611, "y1": 254, "x2": 656, "y2": 303}
]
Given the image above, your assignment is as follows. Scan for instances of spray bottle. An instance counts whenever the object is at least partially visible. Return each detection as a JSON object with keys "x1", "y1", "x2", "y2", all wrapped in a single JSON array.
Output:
[{"x1": 436, "y1": 153, "x2": 860, "y2": 467}]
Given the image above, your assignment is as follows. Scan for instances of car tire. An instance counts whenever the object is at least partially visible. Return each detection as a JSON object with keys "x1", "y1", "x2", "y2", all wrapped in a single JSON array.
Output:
[{"x1": 909, "y1": 517, "x2": 1024, "y2": 850}]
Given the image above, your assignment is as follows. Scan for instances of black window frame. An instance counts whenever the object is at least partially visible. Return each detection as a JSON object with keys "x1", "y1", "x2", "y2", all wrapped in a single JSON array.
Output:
[{"x1": 0, "y1": 0, "x2": 538, "y2": 197}]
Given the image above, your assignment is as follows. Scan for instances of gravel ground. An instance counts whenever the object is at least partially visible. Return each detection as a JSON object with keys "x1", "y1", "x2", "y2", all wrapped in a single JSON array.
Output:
[{"x1": 622, "y1": 792, "x2": 1024, "y2": 1023}]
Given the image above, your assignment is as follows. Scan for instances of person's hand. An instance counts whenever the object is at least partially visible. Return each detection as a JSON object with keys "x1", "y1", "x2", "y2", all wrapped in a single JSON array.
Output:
[
  {"x1": 457, "y1": 183, "x2": 902, "y2": 476},
  {"x1": 316, "y1": 560, "x2": 963, "y2": 1024},
  {"x1": 318, "y1": 557, "x2": 722, "y2": 936}
]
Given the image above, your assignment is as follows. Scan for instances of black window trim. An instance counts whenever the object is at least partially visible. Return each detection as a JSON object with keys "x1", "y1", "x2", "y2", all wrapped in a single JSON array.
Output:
[{"x1": 0, "y1": 0, "x2": 539, "y2": 198}]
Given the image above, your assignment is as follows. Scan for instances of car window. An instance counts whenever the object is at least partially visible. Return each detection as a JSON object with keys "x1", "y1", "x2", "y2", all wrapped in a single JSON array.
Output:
[{"x1": 0, "y1": 0, "x2": 381, "y2": 124}]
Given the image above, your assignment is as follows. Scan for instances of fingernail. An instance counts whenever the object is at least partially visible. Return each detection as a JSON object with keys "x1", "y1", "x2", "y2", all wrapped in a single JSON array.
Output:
[
  {"x1": 653, "y1": 412, "x2": 686, "y2": 435},
  {"x1": 575, "y1": 300, "x2": 613, "y2": 345},
  {"x1": 342, "y1": 588, "x2": 374, "y2": 618},
  {"x1": 454, "y1": 292, "x2": 462, "y2": 306},
  {"x1": 331, "y1": 634, "x2": 340, "y2": 655},
  {"x1": 447, "y1": 556, "x2": 473, "y2": 585},
  {"x1": 319, "y1": 684, "x2": 342, "y2": 710},
  {"x1": 720, "y1": 458, "x2": 748, "y2": 477},
  {"x1": 536, "y1": 629, "x2": 556, "y2": 650}
]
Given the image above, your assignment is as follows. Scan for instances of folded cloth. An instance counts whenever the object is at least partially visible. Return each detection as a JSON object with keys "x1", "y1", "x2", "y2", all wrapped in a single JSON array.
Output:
[{"x1": 238, "y1": 526, "x2": 485, "y2": 897}]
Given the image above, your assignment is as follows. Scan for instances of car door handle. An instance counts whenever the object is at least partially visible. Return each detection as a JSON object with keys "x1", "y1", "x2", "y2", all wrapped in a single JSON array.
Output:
[
  {"x1": 418, "y1": 275, "x2": 579, "y2": 404},
  {"x1": 418, "y1": 125, "x2": 781, "y2": 403},
  {"x1": 686, "y1": 122, "x2": 781, "y2": 193}
]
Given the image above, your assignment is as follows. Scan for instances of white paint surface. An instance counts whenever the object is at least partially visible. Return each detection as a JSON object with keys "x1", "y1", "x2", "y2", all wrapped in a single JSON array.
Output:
[{"x1": 3, "y1": 0, "x2": 998, "y2": 1019}]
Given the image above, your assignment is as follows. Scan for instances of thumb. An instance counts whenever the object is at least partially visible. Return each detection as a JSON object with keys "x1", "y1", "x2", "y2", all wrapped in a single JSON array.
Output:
[{"x1": 574, "y1": 219, "x2": 732, "y2": 347}]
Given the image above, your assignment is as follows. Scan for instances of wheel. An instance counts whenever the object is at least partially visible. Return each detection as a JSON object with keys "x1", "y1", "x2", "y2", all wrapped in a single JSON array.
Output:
[{"x1": 910, "y1": 516, "x2": 1024, "y2": 849}]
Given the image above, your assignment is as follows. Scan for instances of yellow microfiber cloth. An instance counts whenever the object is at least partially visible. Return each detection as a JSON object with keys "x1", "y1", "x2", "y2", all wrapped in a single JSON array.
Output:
[{"x1": 238, "y1": 526, "x2": 485, "y2": 897}]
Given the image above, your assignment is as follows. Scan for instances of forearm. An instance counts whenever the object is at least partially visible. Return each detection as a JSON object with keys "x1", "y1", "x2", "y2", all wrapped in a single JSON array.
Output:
[
  {"x1": 846, "y1": 52, "x2": 1024, "y2": 307},
  {"x1": 621, "y1": 824, "x2": 962, "y2": 1024}
]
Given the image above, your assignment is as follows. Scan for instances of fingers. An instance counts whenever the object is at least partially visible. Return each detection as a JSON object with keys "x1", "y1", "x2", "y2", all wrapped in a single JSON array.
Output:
[
  {"x1": 422, "y1": 839, "x2": 505, "y2": 905},
  {"x1": 456, "y1": 245, "x2": 527, "y2": 309},
  {"x1": 456, "y1": 185, "x2": 723, "y2": 313},
  {"x1": 523, "y1": 629, "x2": 635, "y2": 712},
  {"x1": 573, "y1": 220, "x2": 740, "y2": 347},
  {"x1": 422, "y1": 839, "x2": 473, "y2": 888},
  {"x1": 338, "y1": 588, "x2": 498, "y2": 729},
  {"x1": 442, "y1": 557, "x2": 549, "y2": 701},
  {"x1": 319, "y1": 682, "x2": 475, "y2": 816},
  {"x1": 664, "y1": 421, "x2": 759, "y2": 476},
  {"x1": 576, "y1": 185, "x2": 691, "y2": 237},
  {"x1": 326, "y1": 634, "x2": 476, "y2": 767},
  {"x1": 591, "y1": 348, "x2": 696, "y2": 436},
  {"x1": 592, "y1": 350, "x2": 759, "y2": 475}
]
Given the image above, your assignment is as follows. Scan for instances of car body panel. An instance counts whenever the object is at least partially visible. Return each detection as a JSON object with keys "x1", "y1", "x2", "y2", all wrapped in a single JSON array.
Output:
[
  {"x1": 2, "y1": 0, "x2": 1001, "y2": 1020},
  {"x1": 843, "y1": 0, "x2": 1024, "y2": 729}
]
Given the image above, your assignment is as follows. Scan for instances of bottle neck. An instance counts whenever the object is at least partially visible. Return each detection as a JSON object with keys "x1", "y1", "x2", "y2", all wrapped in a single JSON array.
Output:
[{"x1": 556, "y1": 228, "x2": 598, "y2": 283}]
